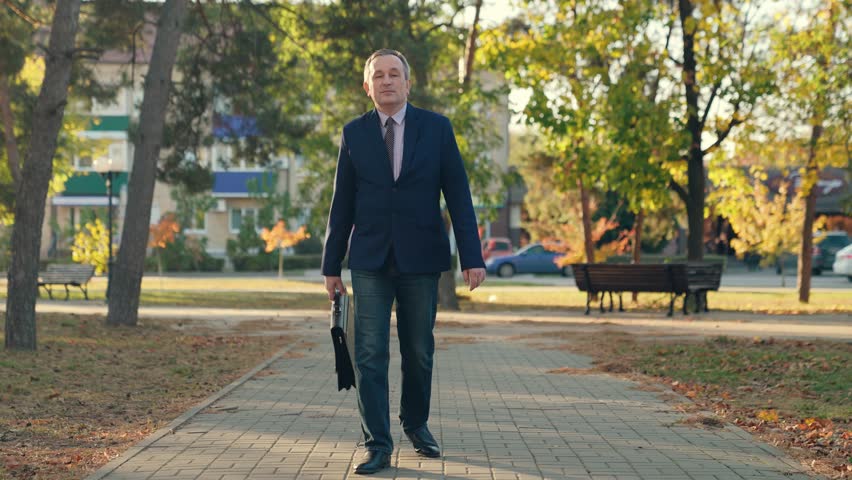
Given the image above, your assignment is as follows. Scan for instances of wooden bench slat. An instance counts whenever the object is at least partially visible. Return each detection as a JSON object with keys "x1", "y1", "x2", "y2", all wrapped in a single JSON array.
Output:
[
  {"x1": 37, "y1": 264, "x2": 95, "y2": 301},
  {"x1": 570, "y1": 262, "x2": 721, "y2": 316}
]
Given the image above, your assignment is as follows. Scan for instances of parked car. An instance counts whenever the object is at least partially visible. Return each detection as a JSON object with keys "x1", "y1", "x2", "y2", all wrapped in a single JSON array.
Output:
[
  {"x1": 813, "y1": 231, "x2": 850, "y2": 275},
  {"x1": 485, "y1": 243, "x2": 568, "y2": 278},
  {"x1": 832, "y1": 243, "x2": 852, "y2": 282},
  {"x1": 481, "y1": 237, "x2": 513, "y2": 261},
  {"x1": 775, "y1": 231, "x2": 851, "y2": 275}
]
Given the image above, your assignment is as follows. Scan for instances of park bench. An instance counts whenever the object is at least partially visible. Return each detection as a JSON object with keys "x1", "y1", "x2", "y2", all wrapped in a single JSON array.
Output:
[
  {"x1": 571, "y1": 263, "x2": 689, "y2": 316},
  {"x1": 38, "y1": 264, "x2": 95, "y2": 300},
  {"x1": 684, "y1": 262, "x2": 723, "y2": 313}
]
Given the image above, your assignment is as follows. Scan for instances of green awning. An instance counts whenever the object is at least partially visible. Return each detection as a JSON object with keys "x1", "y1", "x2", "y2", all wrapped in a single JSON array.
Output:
[
  {"x1": 61, "y1": 172, "x2": 129, "y2": 196},
  {"x1": 86, "y1": 115, "x2": 130, "y2": 132}
]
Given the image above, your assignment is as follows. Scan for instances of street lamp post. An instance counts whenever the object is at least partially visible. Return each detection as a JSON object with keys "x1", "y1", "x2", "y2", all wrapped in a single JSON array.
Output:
[{"x1": 94, "y1": 158, "x2": 116, "y2": 303}]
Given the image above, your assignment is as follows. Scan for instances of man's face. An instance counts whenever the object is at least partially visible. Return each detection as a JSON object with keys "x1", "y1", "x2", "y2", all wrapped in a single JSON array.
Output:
[{"x1": 363, "y1": 54, "x2": 410, "y2": 114}]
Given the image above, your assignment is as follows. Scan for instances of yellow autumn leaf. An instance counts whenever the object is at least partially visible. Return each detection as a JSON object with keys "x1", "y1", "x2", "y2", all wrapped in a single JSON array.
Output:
[{"x1": 757, "y1": 410, "x2": 779, "y2": 422}]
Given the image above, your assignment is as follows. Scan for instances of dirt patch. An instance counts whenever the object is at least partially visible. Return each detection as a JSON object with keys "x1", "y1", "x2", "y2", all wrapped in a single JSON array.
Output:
[
  {"x1": 436, "y1": 320, "x2": 483, "y2": 329},
  {"x1": 436, "y1": 336, "x2": 481, "y2": 349},
  {"x1": 0, "y1": 313, "x2": 293, "y2": 479},
  {"x1": 679, "y1": 415, "x2": 726, "y2": 429},
  {"x1": 545, "y1": 367, "x2": 595, "y2": 375}
]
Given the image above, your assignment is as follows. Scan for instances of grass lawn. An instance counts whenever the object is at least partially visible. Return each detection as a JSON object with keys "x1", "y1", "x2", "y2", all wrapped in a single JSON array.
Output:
[
  {"x1": 0, "y1": 313, "x2": 306, "y2": 480},
  {"x1": 458, "y1": 286, "x2": 852, "y2": 314},
  {"x1": 514, "y1": 329, "x2": 852, "y2": 477},
  {"x1": 2, "y1": 276, "x2": 850, "y2": 314}
]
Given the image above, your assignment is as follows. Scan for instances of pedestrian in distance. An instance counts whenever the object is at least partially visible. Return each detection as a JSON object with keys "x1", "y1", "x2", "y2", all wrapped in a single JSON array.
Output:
[{"x1": 322, "y1": 48, "x2": 486, "y2": 475}]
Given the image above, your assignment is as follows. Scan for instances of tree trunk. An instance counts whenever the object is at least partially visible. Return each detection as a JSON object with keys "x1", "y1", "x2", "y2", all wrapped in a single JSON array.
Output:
[
  {"x1": 797, "y1": 124, "x2": 822, "y2": 303},
  {"x1": 632, "y1": 209, "x2": 644, "y2": 302},
  {"x1": 437, "y1": 1, "x2": 483, "y2": 311},
  {"x1": 438, "y1": 211, "x2": 459, "y2": 310},
  {"x1": 107, "y1": 0, "x2": 187, "y2": 327},
  {"x1": 578, "y1": 177, "x2": 594, "y2": 263},
  {"x1": 438, "y1": 269, "x2": 459, "y2": 310},
  {"x1": 278, "y1": 247, "x2": 284, "y2": 278},
  {"x1": 0, "y1": 73, "x2": 21, "y2": 185},
  {"x1": 678, "y1": 0, "x2": 705, "y2": 262},
  {"x1": 5, "y1": 0, "x2": 82, "y2": 351},
  {"x1": 461, "y1": 0, "x2": 482, "y2": 87}
]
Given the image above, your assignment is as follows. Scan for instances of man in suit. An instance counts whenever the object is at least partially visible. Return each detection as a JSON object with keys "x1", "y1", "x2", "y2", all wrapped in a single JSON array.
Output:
[{"x1": 322, "y1": 48, "x2": 486, "y2": 475}]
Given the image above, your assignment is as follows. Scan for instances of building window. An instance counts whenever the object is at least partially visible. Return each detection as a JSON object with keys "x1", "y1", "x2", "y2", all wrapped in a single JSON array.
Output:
[
  {"x1": 212, "y1": 144, "x2": 262, "y2": 171},
  {"x1": 185, "y1": 208, "x2": 207, "y2": 234},
  {"x1": 75, "y1": 156, "x2": 93, "y2": 170},
  {"x1": 229, "y1": 208, "x2": 257, "y2": 233}
]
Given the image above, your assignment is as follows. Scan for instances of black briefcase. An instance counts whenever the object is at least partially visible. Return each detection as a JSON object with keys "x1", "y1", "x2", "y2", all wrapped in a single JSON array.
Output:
[{"x1": 330, "y1": 291, "x2": 356, "y2": 391}]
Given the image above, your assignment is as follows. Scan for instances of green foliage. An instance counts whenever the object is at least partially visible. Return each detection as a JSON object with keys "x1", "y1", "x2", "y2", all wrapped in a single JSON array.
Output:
[
  {"x1": 293, "y1": 234, "x2": 323, "y2": 255},
  {"x1": 230, "y1": 253, "x2": 321, "y2": 272},
  {"x1": 483, "y1": 0, "x2": 778, "y2": 260},
  {"x1": 160, "y1": 3, "x2": 314, "y2": 192},
  {"x1": 708, "y1": 164, "x2": 821, "y2": 268},
  {"x1": 278, "y1": 0, "x2": 503, "y2": 232},
  {"x1": 0, "y1": 1, "x2": 130, "y2": 218},
  {"x1": 247, "y1": 171, "x2": 292, "y2": 229},
  {"x1": 170, "y1": 185, "x2": 217, "y2": 232},
  {"x1": 150, "y1": 235, "x2": 224, "y2": 272},
  {"x1": 0, "y1": 226, "x2": 11, "y2": 271},
  {"x1": 225, "y1": 215, "x2": 263, "y2": 259},
  {"x1": 70, "y1": 219, "x2": 114, "y2": 274}
]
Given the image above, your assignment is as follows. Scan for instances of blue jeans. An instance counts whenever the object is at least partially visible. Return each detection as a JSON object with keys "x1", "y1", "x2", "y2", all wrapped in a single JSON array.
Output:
[{"x1": 350, "y1": 268, "x2": 440, "y2": 453}]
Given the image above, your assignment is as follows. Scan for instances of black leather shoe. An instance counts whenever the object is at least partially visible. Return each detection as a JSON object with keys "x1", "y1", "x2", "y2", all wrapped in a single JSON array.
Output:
[
  {"x1": 353, "y1": 450, "x2": 391, "y2": 475},
  {"x1": 405, "y1": 426, "x2": 441, "y2": 458}
]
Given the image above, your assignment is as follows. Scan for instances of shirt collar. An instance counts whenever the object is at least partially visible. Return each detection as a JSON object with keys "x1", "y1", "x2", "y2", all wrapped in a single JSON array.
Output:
[{"x1": 378, "y1": 104, "x2": 407, "y2": 127}]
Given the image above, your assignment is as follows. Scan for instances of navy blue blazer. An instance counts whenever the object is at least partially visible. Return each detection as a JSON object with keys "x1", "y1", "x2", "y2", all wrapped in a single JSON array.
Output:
[{"x1": 321, "y1": 104, "x2": 485, "y2": 275}]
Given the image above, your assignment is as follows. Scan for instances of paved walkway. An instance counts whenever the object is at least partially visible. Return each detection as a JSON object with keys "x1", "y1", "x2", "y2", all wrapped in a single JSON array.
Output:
[{"x1": 88, "y1": 321, "x2": 815, "y2": 480}]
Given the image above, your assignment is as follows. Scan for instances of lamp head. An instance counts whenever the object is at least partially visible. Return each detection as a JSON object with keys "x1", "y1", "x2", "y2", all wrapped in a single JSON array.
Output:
[{"x1": 93, "y1": 157, "x2": 114, "y2": 173}]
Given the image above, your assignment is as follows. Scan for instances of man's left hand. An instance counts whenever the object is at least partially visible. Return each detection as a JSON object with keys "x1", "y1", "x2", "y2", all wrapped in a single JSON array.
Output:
[{"x1": 462, "y1": 268, "x2": 486, "y2": 291}]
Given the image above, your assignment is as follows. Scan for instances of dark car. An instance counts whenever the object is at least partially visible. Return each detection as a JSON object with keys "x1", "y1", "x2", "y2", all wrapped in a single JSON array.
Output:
[
  {"x1": 776, "y1": 231, "x2": 851, "y2": 275},
  {"x1": 485, "y1": 243, "x2": 569, "y2": 278},
  {"x1": 813, "y1": 231, "x2": 850, "y2": 275}
]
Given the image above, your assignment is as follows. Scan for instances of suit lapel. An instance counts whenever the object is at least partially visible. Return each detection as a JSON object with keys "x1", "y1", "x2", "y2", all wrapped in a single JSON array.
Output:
[{"x1": 400, "y1": 104, "x2": 420, "y2": 180}]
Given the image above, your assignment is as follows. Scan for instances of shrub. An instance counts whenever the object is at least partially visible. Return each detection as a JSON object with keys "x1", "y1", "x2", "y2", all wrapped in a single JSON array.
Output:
[
  {"x1": 231, "y1": 253, "x2": 321, "y2": 272},
  {"x1": 148, "y1": 235, "x2": 224, "y2": 272}
]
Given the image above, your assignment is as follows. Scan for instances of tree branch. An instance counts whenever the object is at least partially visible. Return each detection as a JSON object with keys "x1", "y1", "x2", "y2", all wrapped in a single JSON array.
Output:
[
  {"x1": 669, "y1": 179, "x2": 688, "y2": 204},
  {"x1": 243, "y1": 0, "x2": 327, "y2": 71},
  {"x1": 0, "y1": 73, "x2": 21, "y2": 186},
  {"x1": 700, "y1": 81, "x2": 720, "y2": 130},
  {"x1": 72, "y1": 47, "x2": 104, "y2": 60},
  {"x1": 462, "y1": 0, "x2": 483, "y2": 88},
  {"x1": 702, "y1": 102, "x2": 743, "y2": 156},
  {"x1": 1, "y1": 0, "x2": 39, "y2": 26}
]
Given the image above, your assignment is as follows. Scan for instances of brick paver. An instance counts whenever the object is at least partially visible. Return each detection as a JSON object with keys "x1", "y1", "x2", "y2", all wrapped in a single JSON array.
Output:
[{"x1": 89, "y1": 326, "x2": 814, "y2": 480}]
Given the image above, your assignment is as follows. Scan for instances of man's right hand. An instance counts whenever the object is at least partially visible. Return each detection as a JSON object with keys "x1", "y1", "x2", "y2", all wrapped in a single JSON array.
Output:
[{"x1": 324, "y1": 276, "x2": 347, "y2": 301}]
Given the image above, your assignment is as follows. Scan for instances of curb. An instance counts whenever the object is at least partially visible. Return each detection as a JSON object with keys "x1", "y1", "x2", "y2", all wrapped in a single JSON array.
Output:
[{"x1": 85, "y1": 344, "x2": 294, "y2": 479}]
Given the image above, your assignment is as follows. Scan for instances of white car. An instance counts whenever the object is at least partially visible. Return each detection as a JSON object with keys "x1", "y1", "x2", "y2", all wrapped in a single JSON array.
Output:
[{"x1": 832, "y1": 243, "x2": 852, "y2": 282}]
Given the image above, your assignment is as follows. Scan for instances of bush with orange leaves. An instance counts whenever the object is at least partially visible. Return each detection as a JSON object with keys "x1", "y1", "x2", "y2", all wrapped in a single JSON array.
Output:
[
  {"x1": 543, "y1": 217, "x2": 632, "y2": 268},
  {"x1": 260, "y1": 221, "x2": 310, "y2": 277},
  {"x1": 149, "y1": 214, "x2": 180, "y2": 274}
]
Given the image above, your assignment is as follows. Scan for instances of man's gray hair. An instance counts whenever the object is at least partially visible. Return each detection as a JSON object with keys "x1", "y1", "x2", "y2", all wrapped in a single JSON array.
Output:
[{"x1": 363, "y1": 49, "x2": 411, "y2": 83}]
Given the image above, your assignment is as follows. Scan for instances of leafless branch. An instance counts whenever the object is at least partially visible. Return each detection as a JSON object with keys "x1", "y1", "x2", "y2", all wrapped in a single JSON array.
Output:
[
  {"x1": 700, "y1": 81, "x2": 720, "y2": 129},
  {"x1": 702, "y1": 102, "x2": 743, "y2": 156},
  {"x1": 243, "y1": 0, "x2": 325, "y2": 69},
  {"x1": 669, "y1": 179, "x2": 688, "y2": 204},
  {"x1": 1, "y1": 0, "x2": 39, "y2": 26}
]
